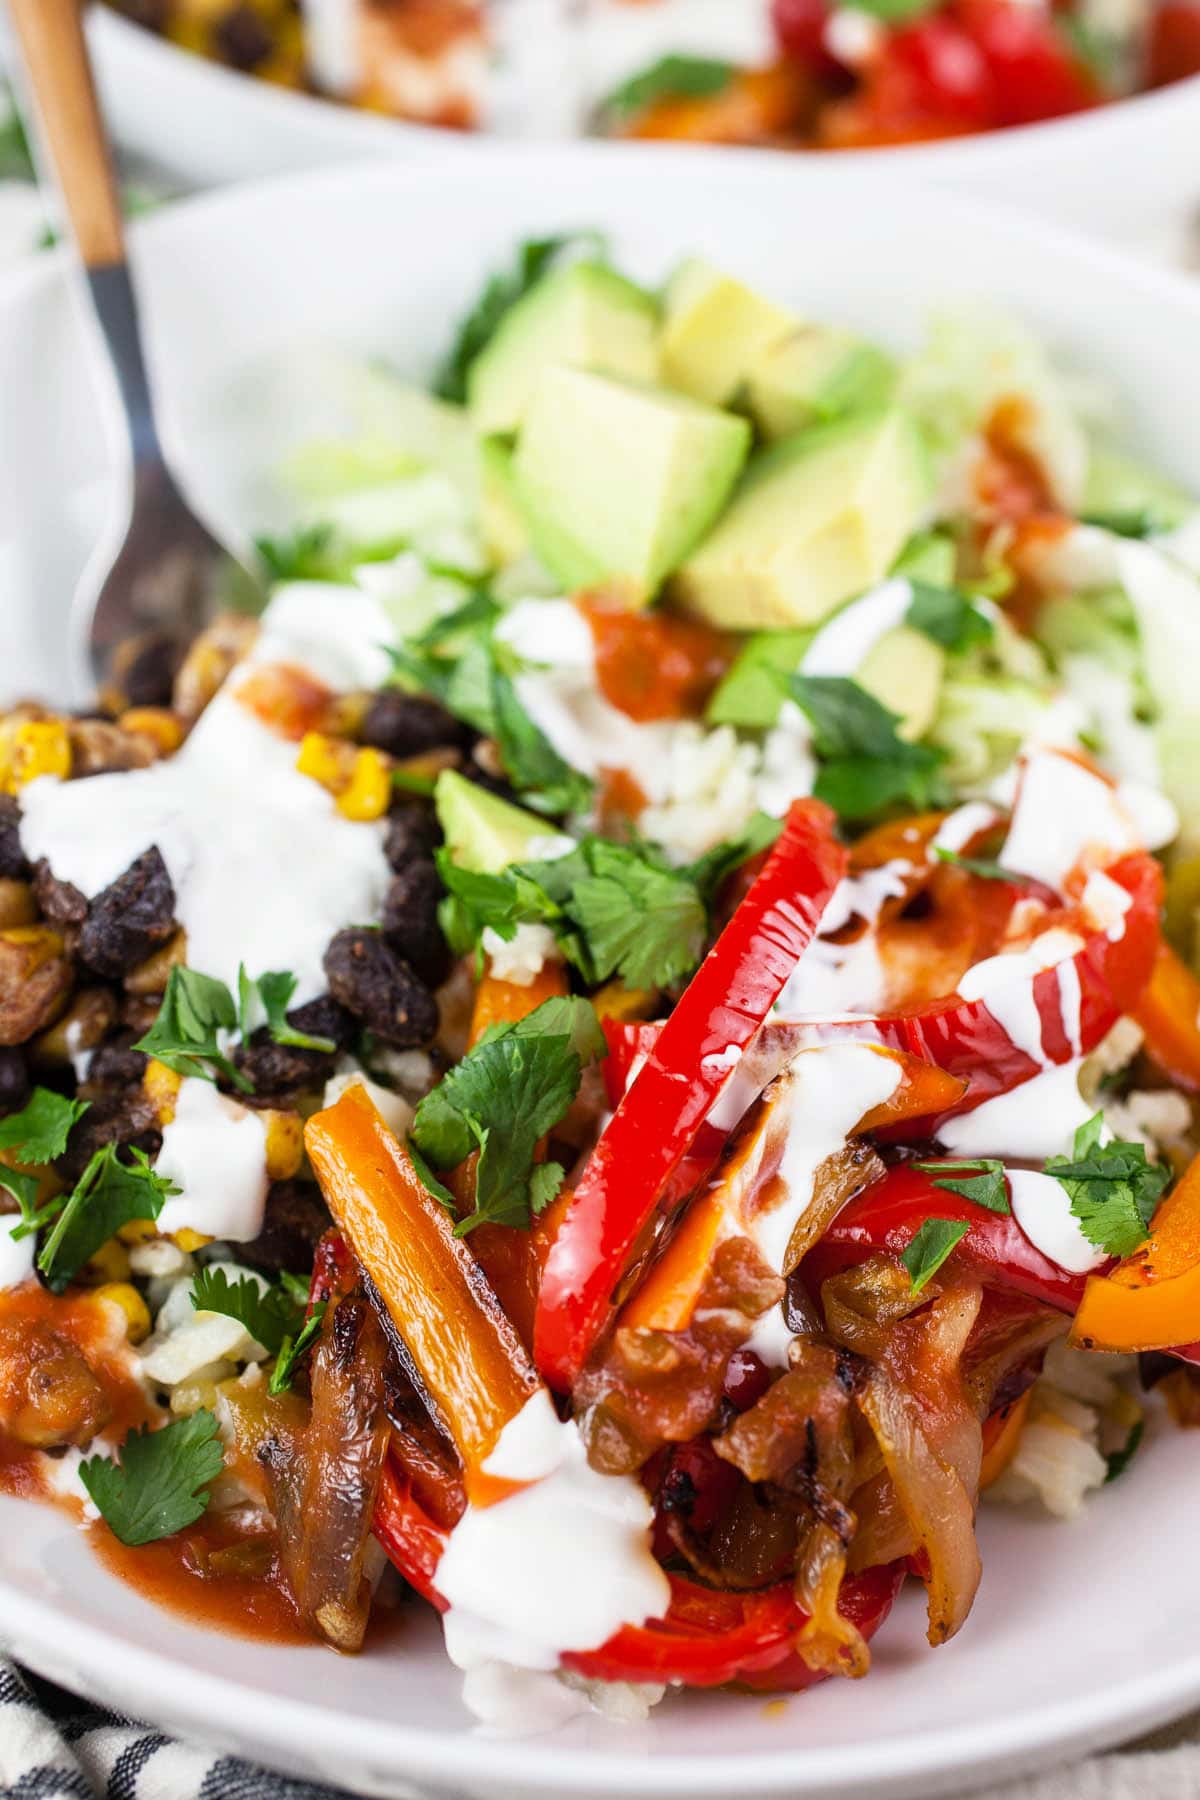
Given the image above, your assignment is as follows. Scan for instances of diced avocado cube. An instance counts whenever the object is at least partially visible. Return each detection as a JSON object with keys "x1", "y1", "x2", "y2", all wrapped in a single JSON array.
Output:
[
  {"x1": 858, "y1": 625, "x2": 944, "y2": 742},
  {"x1": 435, "y1": 770, "x2": 554, "y2": 874},
  {"x1": 706, "y1": 630, "x2": 814, "y2": 729},
  {"x1": 660, "y1": 259, "x2": 797, "y2": 407},
  {"x1": 673, "y1": 407, "x2": 931, "y2": 631},
  {"x1": 707, "y1": 615, "x2": 942, "y2": 739},
  {"x1": 285, "y1": 374, "x2": 481, "y2": 507},
  {"x1": 512, "y1": 366, "x2": 752, "y2": 603},
  {"x1": 480, "y1": 436, "x2": 529, "y2": 568},
  {"x1": 746, "y1": 327, "x2": 895, "y2": 442},
  {"x1": 467, "y1": 262, "x2": 660, "y2": 437},
  {"x1": 1082, "y1": 447, "x2": 1193, "y2": 533},
  {"x1": 892, "y1": 529, "x2": 957, "y2": 587}
]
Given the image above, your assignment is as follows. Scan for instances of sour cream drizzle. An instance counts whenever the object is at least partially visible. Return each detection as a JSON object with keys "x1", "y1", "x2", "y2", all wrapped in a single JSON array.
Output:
[
  {"x1": 437, "y1": 1389, "x2": 669, "y2": 1704},
  {"x1": 154, "y1": 1078, "x2": 270, "y2": 1244},
  {"x1": 17, "y1": 583, "x2": 394, "y2": 1004},
  {"x1": 744, "y1": 1044, "x2": 901, "y2": 1364},
  {"x1": 1007, "y1": 1169, "x2": 1107, "y2": 1276}
]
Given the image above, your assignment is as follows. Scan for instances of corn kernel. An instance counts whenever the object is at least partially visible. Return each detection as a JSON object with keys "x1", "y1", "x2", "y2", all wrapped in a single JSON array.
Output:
[
  {"x1": 94, "y1": 1281, "x2": 152, "y2": 1345},
  {"x1": 172, "y1": 1228, "x2": 213, "y2": 1253},
  {"x1": 144, "y1": 1059, "x2": 183, "y2": 1124},
  {"x1": 592, "y1": 982, "x2": 658, "y2": 1022},
  {"x1": 0, "y1": 879, "x2": 35, "y2": 930},
  {"x1": 338, "y1": 747, "x2": 391, "y2": 821},
  {"x1": 263, "y1": 1109, "x2": 304, "y2": 1181},
  {"x1": 117, "y1": 1217, "x2": 160, "y2": 1247},
  {"x1": 77, "y1": 1239, "x2": 132, "y2": 1286},
  {"x1": 119, "y1": 707, "x2": 184, "y2": 756},
  {"x1": 296, "y1": 730, "x2": 351, "y2": 791},
  {"x1": 0, "y1": 719, "x2": 71, "y2": 793}
]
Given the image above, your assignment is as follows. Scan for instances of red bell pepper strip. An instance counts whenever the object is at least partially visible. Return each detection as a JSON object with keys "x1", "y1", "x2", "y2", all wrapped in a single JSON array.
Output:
[
  {"x1": 562, "y1": 1563, "x2": 905, "y2": 1690},
  {"x1": 808, "y1": 1162, "x2": 1098, "y2": 1314},
  {"x1": 534, "y1": 799, "x2": 847, "y2": 1392},
  {"x1": 797, "y1": 851, "x2": 1162, "y2": 1139},
  {"x1": 370, "y1": 1457, "x2": 903, "y2": 1692}
]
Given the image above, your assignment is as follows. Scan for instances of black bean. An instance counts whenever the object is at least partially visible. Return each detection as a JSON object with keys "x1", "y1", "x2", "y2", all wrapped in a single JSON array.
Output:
[
  {"x1": 81, "y1": 1039, "x2": 149, "y2": 1096},
  {"x1": 323, "y1": 929, "x2": 438, "y2": 1047},
  {"x1": 381, "y1": 859, "x2": 450, "y2": 989},
  {"x1": 287, "y1": 994, "x2": 357, "y2": 1051},
  {"x1": 54, "y1": 1091, "x2": 161, "y2": 1187},
  {"x1": 33, "y1": 860, "x2": 87, "y2": 927},
  {"x1": 108, "y1": 630, "x2": 179, "y2": 710},
  {"x1": 235, "y1": 1179, "x2": 331, "y2": 1278},
  {"x1": 234, "y1": 1029, "x2": 340, "y2": 1100},
  {"x1": 384, "y1": 797, "x2": 440, "y2": 873},
  {"x1": 0, "y1": 797, "x2": 28, "y2": 881},
  {"x1": 78, "y1": 847, "x2": 176, "y2": 979},
  {"x1": 213, "y1": 4, "x2": 274, "y2": 68},
  {"x1": 0, "y1": 1048, "x2": 30, "y2": 1118},
  {"x1": 360, "y1": 691, "x2": 470, "y2": 760}
]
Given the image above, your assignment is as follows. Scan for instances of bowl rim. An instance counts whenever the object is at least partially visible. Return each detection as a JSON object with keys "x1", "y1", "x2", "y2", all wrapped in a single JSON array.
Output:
[
  {"x1": 5, "y1": 150, "x2": 1200, "y2": 1795},
  {"x1": 91, "y1": 3, "x2": 1200, "y2": 174}
]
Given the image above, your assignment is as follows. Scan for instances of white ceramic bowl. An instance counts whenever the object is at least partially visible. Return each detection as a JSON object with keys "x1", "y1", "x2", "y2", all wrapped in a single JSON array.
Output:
[
  {"x1": 79, "y1": 7, "x2": 1200, "y2": 255},
  {"x1": 2, "y1": 150, "x2": 1200, "y2": 1799}
]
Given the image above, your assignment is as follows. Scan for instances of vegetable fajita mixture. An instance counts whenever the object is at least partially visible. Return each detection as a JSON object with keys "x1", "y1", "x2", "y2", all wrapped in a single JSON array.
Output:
[
  {"x1": 3, "y1": 243, "x2": 1200, "y2": 1731},
  {"x1": 105, "y1": 0, "x2": 1200, "y2": 149}
]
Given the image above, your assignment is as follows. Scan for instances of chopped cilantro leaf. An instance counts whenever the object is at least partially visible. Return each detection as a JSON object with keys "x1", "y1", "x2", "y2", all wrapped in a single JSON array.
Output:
[
  {"x1": 0, "y1": 1087, "x2": 89, "y2": 1164},
  {"x1": 136, "y1": 966, "x2": 250, "y2": 1093},
  {"x1": 915, "y1": 1158, "x2": 1010, "y2": 1214},
  {"x1": 1045, "y1": 1112, "x2": 1170, "y2": 1259},
  {"x1": 269, "y1": 1304, "x2": 327, "y2": 1396},
  {"x1": 433, "y1": 234, "x2": 603, "y2": 404},
  {"x1": 190, "y1": 1265, "x2": 307, "y2": 1357},
  {"x1": 411, "y1": 996, "x2": 604, "y2": 1235},
  {"x1": 1079, "y1": 508, "x2": 1161, "y2": 540},
  {"x1": 407, "y1": 1139, "x2": 458, "y2": 1214},
  {"x1": 906, "y1": 581, "x2": 995, "y2": 654},
  {"x1": 902, "y1": 1218, "x2": 970, "y2": 1293},
  {"x1": 237, "y1": 966, "x2": 336, "y2": 1054},
  {"x1": 787, "y1": 673, "x2": 947, "y2": 821},
  {"x1": 1104, "y1": 1417, "x2": 1145, "y2": 1483},
  {"x1": 0, "y1": 1163, "x2": 43, "y2": 1235},
  {"x1": 602, "y1": 54, "x2": 733, "y2": 119},
  {"x1": 490, "y1": 663, "x2": 593, "y2": 817},
  {"x1": 686, "y1": 812, "x2": 783, "y2": 905},
  {"x1": 38, "y1": 1147, "x2": 180, "y2": 1291},
  {"x1": 79, "y1": 1411, "x2": 225, "y2": 1547}
]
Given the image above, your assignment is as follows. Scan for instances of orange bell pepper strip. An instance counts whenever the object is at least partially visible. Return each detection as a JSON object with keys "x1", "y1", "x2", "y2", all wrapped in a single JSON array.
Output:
[
  {"x1": 621, "y1": 1048, "x2": 965, "y2": 1333},
  {"x1": 1071, "y1": 1151, "x2": 1200, "y2": 1353},
  {"x1": 467, "y1": 958, "x2": 568, "y2": 1050},
  {"x1": 460, "y1": 958, "x2": 571, "y2": 1349},
  {"x1": 304, "y1": 1084, "x2": 539, "y2": 1505},
  {"x1": 979, "y1": 1391, "x2": 1032, "y2": 1489},
  {"x1": 1133, "y1": 942, "x2": 1200, "y2": 1093}
]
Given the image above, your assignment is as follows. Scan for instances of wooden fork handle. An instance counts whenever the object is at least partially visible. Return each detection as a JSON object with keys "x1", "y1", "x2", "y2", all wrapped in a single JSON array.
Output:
[{"x1": 7, "y1": 0, "x2": 124, "y2": 270}]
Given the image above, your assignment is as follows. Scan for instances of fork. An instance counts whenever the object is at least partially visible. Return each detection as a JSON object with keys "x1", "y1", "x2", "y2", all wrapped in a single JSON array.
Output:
[{"x1": 7, "y1": 0, "x2": 257, "y2": 701}]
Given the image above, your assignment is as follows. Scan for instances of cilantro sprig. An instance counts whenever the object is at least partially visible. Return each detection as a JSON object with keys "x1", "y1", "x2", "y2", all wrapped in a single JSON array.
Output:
[
  {"x1": 237, "y1": 968, "x2": 335, "y2": 1053},
  {"x1": 191, "y1": 1267, "x2": 327, "y2": 1393},
  {"x1": 902, "y1": 1218, "x2": 970, "y2": 1293},
  {"x1": 1046, "y1": 1112, "x2": 1170, "y2": 1260},
  {"x1": 905, "y1": 582, "x2": 995, "y2": 654},
  {"x1": 602, "y1": 54, "x2": 733, "y2": 119},
  {"x1": 37, "y1": 1147, "x2": 180, "y2": 1292},
  {"x1": 138, "y1": 963, "x2": 335, "y2": 1092},
  {"x1": 136, "y1": 966, "x2": 249, "y2": 1092},
  {"x1": 411, "y1": 995, "x2": 605, "y2": 1235},
  {"x1": 270, "y1": 1306, "x2": 327, "y2": 1396},
  {"x1": 438, "y1": 833, "x2": 708, "y2": 992},
  {"x1": 433, "y1": 233, "x2": 604, "y2": 404},
  {"x1": 786, "y1": 673, "x2": 947, "y2": 821},
  {"x1": 80, "y1": 1411, "x2": 226, "y2": 1547},
  {"x1": 914, "y1": 1158, "x2": 1011, "y2": 1214},
  {"x1": 0, "y1": 1088, "x2": 90, "y2": 1164}
]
